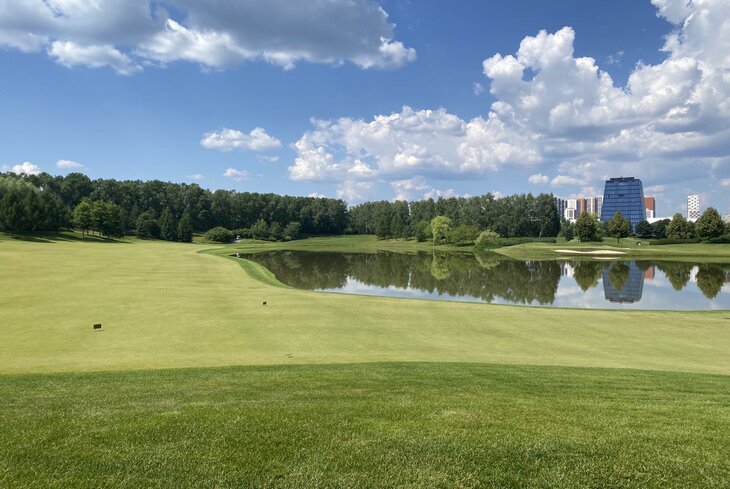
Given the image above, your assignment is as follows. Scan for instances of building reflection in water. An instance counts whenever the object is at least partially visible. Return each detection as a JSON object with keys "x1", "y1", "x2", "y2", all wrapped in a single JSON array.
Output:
[{"x1": 602, "y1": 261, "x2": 651, "y2": 303}]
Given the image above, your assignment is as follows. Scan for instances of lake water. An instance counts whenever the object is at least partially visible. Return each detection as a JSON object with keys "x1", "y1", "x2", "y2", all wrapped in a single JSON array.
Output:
[{"x1": 238, "y1": 250, "x2": 730, "y2": 310}]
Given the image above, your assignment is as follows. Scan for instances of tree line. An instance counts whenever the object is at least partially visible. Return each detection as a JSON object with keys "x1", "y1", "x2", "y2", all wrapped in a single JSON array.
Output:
[
  {"x1": 560, "y1": 209, "x2": 728, "y2": 243},
  {"x1": 0, "y1": 172, "x2": 348, "y2": 238},
  {"x1": 349, "y1": 193, "x2": 561, "y2": 240}
]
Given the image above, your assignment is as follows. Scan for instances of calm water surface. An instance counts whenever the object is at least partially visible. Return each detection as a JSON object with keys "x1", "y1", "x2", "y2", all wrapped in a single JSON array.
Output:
[{"x1": 239, "y1": 250, "x2": 730, "y2": 310}]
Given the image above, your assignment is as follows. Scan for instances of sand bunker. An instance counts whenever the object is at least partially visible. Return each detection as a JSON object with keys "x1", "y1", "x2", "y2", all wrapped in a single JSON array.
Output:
[{"x1": 553, "y1": 249, "x2": 626, "y2": 255}]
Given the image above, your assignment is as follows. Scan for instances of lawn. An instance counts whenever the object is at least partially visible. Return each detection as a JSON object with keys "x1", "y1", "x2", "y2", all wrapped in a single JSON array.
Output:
[
  {"x1": 1, "y1": 364, "x2": 729, "y2": 488},
  {"x1": 1, "y1": 233, "x2": 729, "y2": 374},
  {"x1": 1, "y1": 232, "x2": 729, "y2": 488}
]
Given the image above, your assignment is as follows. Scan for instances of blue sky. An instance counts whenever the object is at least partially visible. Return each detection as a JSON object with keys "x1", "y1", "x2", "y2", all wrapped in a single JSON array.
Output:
[{"x1": 1, "y1": 0, "x2": 729, "y2": 217}]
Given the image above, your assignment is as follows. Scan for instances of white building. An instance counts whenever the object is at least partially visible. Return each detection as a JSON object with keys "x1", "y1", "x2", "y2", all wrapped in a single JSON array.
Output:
[{"x1": 687, "y1": 195, "x2": 700, "y2": 222}]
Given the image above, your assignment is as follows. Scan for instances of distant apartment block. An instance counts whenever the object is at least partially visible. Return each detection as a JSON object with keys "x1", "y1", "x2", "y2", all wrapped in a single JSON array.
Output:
[
  {"x1": 688, "y1": 194, "x2": 700, "y2": 222},
  {"x1": 644, "y1": 196, "x2": 656, "y2": 219},
  {"x1": 555, "y1": 196, "x2": 603, "y2": 223},
  {"x1": 600, "y1": 177, "x2": 646, "y2": 230}
]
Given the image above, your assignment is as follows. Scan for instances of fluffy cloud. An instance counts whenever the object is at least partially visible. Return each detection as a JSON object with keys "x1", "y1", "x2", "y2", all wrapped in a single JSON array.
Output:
[
  {"x1": 56, "y1": 159, "x2": 84, "y2": 169},
  {"x1": 11, "y1": 162, "x2": 41, "y2": 175},
  {"x1": 222, "y1": 167, "x2": 249, "y2": 181},
  {"x1": 336, "y1": 181, "x2": 374, "y2": 202},
  {"x1": 550, "y1": 175, "x2": 585, "y2": 187},
  {"x1": 289, "y1": 0, "x2": 730, "y2": 206},
  {"x1": 186, "y1": 173, "x2": 204, "y2": 181},
  {"x1": 201, "y1": 128, "x2": 281, "y2": 152},
  {"x1": 0, "y1": 0, "x2": 415, "y2": 74},
  {"x1": 49, "y1": 41, "x2": 142, "y2": 75},
  {"x1": 528, "y1": 173, "x2": 549, "y2": 185},
  {"x1": 289, "y1": 106, "x2": 540, "y2": 182}
]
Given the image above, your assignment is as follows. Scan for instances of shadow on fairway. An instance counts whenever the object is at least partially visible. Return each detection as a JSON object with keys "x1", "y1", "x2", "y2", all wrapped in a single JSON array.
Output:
[{"x1": 5, "y1": 232, "x2": 130, "y2": 244}]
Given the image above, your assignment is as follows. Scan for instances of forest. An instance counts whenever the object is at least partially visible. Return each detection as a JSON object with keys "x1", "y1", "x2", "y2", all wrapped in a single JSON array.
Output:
[{"x1": 0, "y1": 172, "x2": 560, "y2": 240}]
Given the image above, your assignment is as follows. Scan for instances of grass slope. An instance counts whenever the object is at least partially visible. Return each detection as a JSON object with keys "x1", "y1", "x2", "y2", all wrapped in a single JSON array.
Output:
[
  {"x1": 1, "y1": 234, "x2": 729, "y2": 374},
  {"x1": 1, "y1": 363, "x2": 728, "y2": 488}
]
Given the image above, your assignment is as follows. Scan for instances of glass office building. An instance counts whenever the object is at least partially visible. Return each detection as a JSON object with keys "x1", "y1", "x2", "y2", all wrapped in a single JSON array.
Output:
[{"x1": 600, "y1": 177, "x2": 646, "y2": 230}]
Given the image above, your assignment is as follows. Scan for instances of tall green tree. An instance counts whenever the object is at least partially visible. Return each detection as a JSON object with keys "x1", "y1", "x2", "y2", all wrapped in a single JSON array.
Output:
[
  {"x1": 635, "y1": 219, "x2": 653, "y2": 239},
  {"x1": 607, "y1": 212, "x2": 632, "y2": 243},
  {"x1": 431, "y1": 216, "x2": 452, "y2": 245},
  {"x1": 158, "y1": 207, "x2": 177, "y2": 241},
  {"x1": 250, "y1": 218, "x2": 269, "y2": 239},
  {"x1": 667, "y1": 213, "x2": 693, "y2": 239},
  {"x1": 695, "y1": 207, "x2": 725, "y2": 239},
  {"x1": 390, "y1": 213, "x2": 405, "y2": 239},
  {"x1": 136, "y1": 211, "x2": 159, "y2": 239},
  {"x1": 177, "y1": 209, "x2": 193, "y2": 243},
  {"x1": 72, "y1": 199, "x2": 94, "y2": 236},
  {"x1": 574, "y1": 212, "x2": 599, "y2": 242}
]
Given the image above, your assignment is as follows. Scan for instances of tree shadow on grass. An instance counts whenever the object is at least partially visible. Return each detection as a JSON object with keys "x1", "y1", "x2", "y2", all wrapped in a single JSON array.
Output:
[{"x1": 2, "y1": 232, "x2": 131, "y2": 244}]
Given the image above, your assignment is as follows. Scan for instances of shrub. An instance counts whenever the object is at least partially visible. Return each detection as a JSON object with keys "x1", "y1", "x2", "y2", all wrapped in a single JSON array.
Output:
[
  {"x1": 205, "y1": 226, "x2": 234, "y2": 243},
  {"x1": 448, "y1": 224, "x2": 480, "y2": 245},
  {"x1": 703, "y1": 234, "x2": 730, "y2": 244},
  {"x1": 413, "y1": 220, "x2": 431, "y2": 242},
  {"x1": 475, "y1": 229, "x2": 501, "y2": 249}
]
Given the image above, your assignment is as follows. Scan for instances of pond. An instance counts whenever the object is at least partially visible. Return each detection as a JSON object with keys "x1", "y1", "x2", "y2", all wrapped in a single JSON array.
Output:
[{"x1": 237, "y1": 250, "x2": 730, "y2": 310}]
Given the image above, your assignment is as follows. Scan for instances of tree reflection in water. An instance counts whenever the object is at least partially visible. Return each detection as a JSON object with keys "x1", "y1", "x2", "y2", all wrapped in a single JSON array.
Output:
[{"x1": 239, "y1": 251, "x2": 730, "y2": 305}]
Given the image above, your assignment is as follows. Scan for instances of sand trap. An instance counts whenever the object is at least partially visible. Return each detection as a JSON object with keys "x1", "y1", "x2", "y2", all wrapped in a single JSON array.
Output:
[{"x1": 554, "y1": 249, "x2": 626, "y2": 255}]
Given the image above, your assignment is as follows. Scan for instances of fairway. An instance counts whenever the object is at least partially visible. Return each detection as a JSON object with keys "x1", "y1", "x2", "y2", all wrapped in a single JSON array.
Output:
[
  {"x1": 2, "y1": 234, "x2": 730, "y2": 488},
  {"x1": 1, "y1": 235, "x2": 729, "y2": 374}
]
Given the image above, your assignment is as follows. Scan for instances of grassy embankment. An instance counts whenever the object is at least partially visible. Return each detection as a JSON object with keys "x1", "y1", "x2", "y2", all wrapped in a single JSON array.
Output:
[
  {"x1": 1, "y1": 232, "x2": 729, "y2": 487},
  {"x1": 202, "y1": 233, "x2": 730, "y2": 262}
]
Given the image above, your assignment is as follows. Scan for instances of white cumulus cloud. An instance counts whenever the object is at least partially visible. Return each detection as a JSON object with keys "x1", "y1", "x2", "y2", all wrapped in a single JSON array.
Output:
[
  {"x1": 201, "y1": 127, "x2": 281, "y2": 152},
  {"x1": 289, "y1": 106, "x2": 540, "y2": 182},
  {"x1": 528, "y1": 173, "x2": 549, "y2": 185},
  {"x1": 0, "y1": 0, "x2": 415, "y2": 74},
  {"x1": 49, "y1": 41, "x2": 142, "y2": 75},
  {"x1": 11, "y1": 161, "x2": 41, "y2": 175}
]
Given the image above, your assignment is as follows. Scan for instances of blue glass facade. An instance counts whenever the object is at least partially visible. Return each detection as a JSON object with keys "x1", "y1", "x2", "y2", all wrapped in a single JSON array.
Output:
[{"x1": 600, "y1": 177, "x2": 646, "y2": 230}]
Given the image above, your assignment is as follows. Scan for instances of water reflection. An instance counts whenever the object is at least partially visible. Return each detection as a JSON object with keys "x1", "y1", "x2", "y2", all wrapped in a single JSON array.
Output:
[
  {"x1": 602, "y1": 262, "x2": 643, "y2": 303},
  {"x1": 238, "y1": 251, "x2": 730, "y2": 310}
]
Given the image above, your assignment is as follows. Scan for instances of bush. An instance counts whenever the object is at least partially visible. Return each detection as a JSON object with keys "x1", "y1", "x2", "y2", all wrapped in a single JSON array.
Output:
[
  {"x1": 474, "y1": 230, "x2": 501, "y2": 249},
  {"x1": 283, "y1": 222, "x2": 302, "y2": 241},
  {"x1": 413, "y1": 220, "x2": 432, "y2": 242},
  {"x1": 205, "y1": 226, "x2": 234, "y2": 243},
  {"x1": 448, "y1": 224, "x2": 480, "y2": 245},
  {"x1": 703, "y1": 234, "x2": 730, "y2": 244}
]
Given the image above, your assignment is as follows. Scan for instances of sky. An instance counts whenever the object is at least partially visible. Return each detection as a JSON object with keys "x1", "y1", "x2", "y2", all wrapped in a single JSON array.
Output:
[{"x1": 1, "y1": 0, "x2": 729, "y2": 217}]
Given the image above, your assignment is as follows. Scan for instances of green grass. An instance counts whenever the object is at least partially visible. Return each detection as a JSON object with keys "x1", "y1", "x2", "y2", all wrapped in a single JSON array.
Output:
[
  {"x1": 496, "y1": 237, "x2": 730, "y2": 262},
  {"x1": 1, "y1": 363, "x2": 729, "y2": 488},
  {"x1": 2, "y1": 232, "x2": 730, "y2": 487},
  {"x1": 1, "y1": 233, "x2": 729, "y2": 374}
]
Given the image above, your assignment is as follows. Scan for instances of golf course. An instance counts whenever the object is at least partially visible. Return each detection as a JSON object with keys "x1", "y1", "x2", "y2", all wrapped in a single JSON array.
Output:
[{"x1": 1, "y1": 232, "x2": 729, "y2": 487}]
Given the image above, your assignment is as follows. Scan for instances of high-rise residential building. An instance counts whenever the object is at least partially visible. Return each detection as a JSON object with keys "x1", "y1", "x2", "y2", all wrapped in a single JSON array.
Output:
[
  {"x1": 644, "y1": 196, "x2": 656, "y2": 219},
  {"x1": 688, "y1": 194, "x2": 700, "y2": 221},
  {"x1": 554, "y1": 197, "x2": 567, "y2": 221},
  {"x1": 600, "y1": 177, "x2": 646, "y2": 230},
  {"x1": 577, "y1": 198, "x2": 587, "y2": 217},
  {"x1": 555, "y1": 196, "x2": 602, "y2": 223}
]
